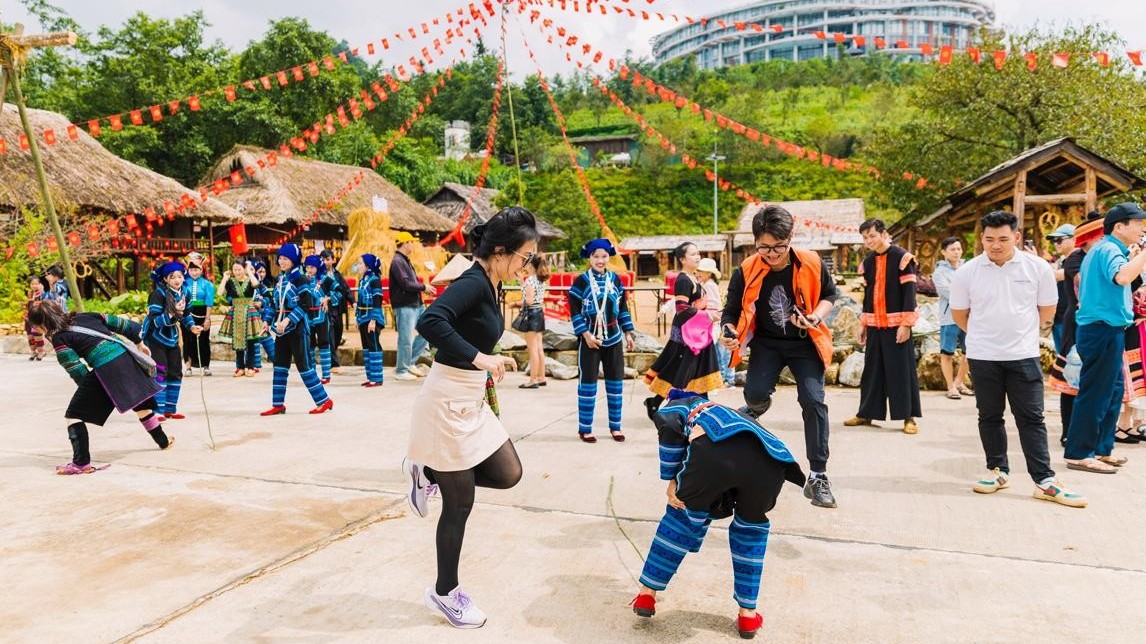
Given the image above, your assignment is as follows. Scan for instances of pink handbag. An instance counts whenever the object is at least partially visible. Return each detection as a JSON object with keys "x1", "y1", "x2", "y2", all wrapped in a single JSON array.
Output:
[{"x1": 680, "y1": 310, "x2": 714, "y2": 355}]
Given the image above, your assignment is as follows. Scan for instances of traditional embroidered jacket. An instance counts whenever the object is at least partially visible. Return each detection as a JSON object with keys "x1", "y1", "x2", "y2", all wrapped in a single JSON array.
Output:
[
  {"x1": 142, "y1": 286, "x2": 195, "y2": 347},
  {"x1": 859, "y1": 244, "x2": 919, "y2": 329},
  {"x1": 271, "y1": 268, "x2": 312, "y2": 337},
  {"x1": 355, "y1": 273, "x2": 385, "y2": 326},
  {"x1": 568, "y1": 269, "x2": 634, "y2": 347}
]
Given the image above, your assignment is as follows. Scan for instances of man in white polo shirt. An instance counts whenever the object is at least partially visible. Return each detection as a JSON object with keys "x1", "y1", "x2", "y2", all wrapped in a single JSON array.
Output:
[{"x1": 949, "y1": 211, "x2": 1086, "y2": 508}]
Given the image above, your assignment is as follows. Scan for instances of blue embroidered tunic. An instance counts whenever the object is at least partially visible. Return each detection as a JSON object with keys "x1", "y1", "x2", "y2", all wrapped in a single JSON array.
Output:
[
  {"x1": 142, "y1": 286, "x2": 196, "y2": 347},
  {"x1": 355, "y1": 274, "x2": 385, "y2": 326},
  {"x1": 271, "y1": 268, "x2": 312, "y2": 337},
  {"x1": 568, "y1": 269, "x2": 634, "y2": 347}
]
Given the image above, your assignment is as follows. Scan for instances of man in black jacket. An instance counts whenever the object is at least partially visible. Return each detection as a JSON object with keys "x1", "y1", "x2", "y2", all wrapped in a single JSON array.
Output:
[
  {"x1": 320, "y1": 250, "x2": 352, "y2": 372},
  {"x1": 390, "y1": 232, "x2": 436, "y2": 380}
]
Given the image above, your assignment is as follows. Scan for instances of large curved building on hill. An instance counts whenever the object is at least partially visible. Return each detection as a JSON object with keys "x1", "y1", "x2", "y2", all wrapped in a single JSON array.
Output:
[{"x1": 652, "y1": 0, "x2": 996, "y2": 70}]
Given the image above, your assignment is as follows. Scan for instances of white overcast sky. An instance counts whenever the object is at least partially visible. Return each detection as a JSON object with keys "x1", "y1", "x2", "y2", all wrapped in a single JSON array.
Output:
[{"x1": 3, "y1": 1, "x2": 1143, "y2": 79}]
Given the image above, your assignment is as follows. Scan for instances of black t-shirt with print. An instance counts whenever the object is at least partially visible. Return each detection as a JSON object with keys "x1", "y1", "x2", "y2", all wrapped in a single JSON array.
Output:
[{"x1": 756, "y1": 264, "x2": 805, "y2": 342}]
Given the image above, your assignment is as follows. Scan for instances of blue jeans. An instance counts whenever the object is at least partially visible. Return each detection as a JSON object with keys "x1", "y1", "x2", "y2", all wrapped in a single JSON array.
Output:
[
  {"x1": 394, "y1": 305, "x2": 428, "y2": 375},
  {"x1": 713, "y1": 335, "x2": 735, "y2": 384},
  {"x1": 939, "y1": 324, "x2": 966, "y2": 355},
  {"x1": 1065, "y1": 322, "x2": 1124, "y2": 460},
  {"x1": 1052, "y1": 322, "x2": 1063, "y2": 355}
]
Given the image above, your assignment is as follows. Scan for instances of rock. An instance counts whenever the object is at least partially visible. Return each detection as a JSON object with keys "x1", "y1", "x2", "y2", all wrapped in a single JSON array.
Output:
[
  {"x1": 734, "y1": 369, "x2": 748, "y2": 387},
  {"x1": 624, "y1": 366, "x2": 638, "y2": 380},
  {"x1": 832, "y1": 345, "x2": 854, "y2": 364},
  {"x1": 917, "y1": 351, "x2": 962, "y2": 391},
  {"x1": 912, "y1": 315, "x2": 940, "y2": 338},
  {"x1": 542, "y1": 320, "x2": 579, "y2": 351},
  {"x1": 498, "y1": 330, "x2": 527, "y2": 351},
  {"x1": 545, "y1": 357, "x2": 579, "y2": 380},
  {"x1": 630, "y1": 329, "x2": 665, "y2": 354},
  {"x1": 825, "y1": 362, "x2": 840, "y2": 385},
  {"x1": 917, "y1": 302, "x2": 940, "y2": 328},
  {"x1": 626, "y1": 352, "x2": 657, "y2": 375},
  {"x1": 917, "y1": 335, "x2": 940, "y2": 355},
  {"x1": 504, "y1": 350, "x2": 530, "y2": 371},
  {"x1": 828, "y1": 307, "x2": 861, "y2": 346},
  {"x1": 552, "y1": 350, "x2": 579, "y2": 367},
  {"x1": 779, "y1": 366, "x2": 795, "y2": 385},
  {"x1": 838, "y1": 351, "x2": 865, "y2": 387}
]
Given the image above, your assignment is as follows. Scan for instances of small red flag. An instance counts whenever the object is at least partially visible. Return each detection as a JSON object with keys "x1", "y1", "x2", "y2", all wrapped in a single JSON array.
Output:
[
  {"x1": 814, "y1": 31, "x2": 826, "y2": 40},
  {"x1": 874, "y1": 37, "x2": 886, "y2": 49},
  {"x1": 277, "y1": 71, "x2": 289, "y2": 86},
  {"x1": 168, "y1": 100, "x2": 180, "y2": 115},
  {"x1": 895, "y1": 40, "x2": 909, "y2": 50},
  {"x1": 67, "y1": 231, "x2": 82, "y2": 247},
  {"x1": 88, "y1": 120, "x2": 101, "y2": 137},
  {"x1": 833, "y1": 33, "x2": 846, "y2": 44},
  {"x1": 920, "y1": 43, "x2": 934, "y2": 56},
  {"x1": 1094, "y1": 52, "x2": 1110, "y2": 67},
  {"x1": 308, "y1": 61, "x2": 319, "y2": 77},
  {"x1": 110, "y1": 115, "x2": 123, "y2": 131},
  {"x1": 189, "y1": 96, "x2": 201, "y2": 111},
  {"x1": 854, "y1": 36, "x2": 866, "y2": 48},
  {"x1": 994, "y1": 50, "x2": 1007, "y2": 70},
  {"x1": 129, "y1": 110, "x2": 143, "y2": 126},
  {"x1": 43, "y1": 129, "x2": 57, "y2": 145},
  {"x1": 67, "y1": 124, "x2": 78, "y2": 140},
  {"x1": 230, "y1": 170, "x2": 243, "y2": 187},
  {"x1": 224, "y1": 86, "x2": 237, "y2": 101},
  {"x1": 1052, "y1": 53, "x2": 1069, "y2": 68},
  {"x1": 939, "y1": 46, "x2": 953, "y2": 65},
  {"x1": 292, "y1": 66, "x2": 304, "y2": 81},
  {"x1": 967, "y1": 47, "x2": 982, "y2": 63},
  {"x1": 1129, "y1": 51, "x2": 1144, "y2": 66},
  {"x1": 150, "y1": 105, "x2": 163, "y2": 122},
  {"x1": 770, "y1": 24, "x2": 783, "y2": 33},
  {"x1": 1024, "y1": 52, "x2": 1038, "y2": 71}
]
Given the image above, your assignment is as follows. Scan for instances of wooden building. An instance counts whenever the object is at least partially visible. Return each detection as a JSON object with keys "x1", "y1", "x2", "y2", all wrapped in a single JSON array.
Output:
[
  {"x1": 906, "y1": 138, "x2": 1145, "y2": 270},
  {"x1": 203, "y1": 145, "x2": 455, "y2": 258},
  {"x1": 617, "y1": 234, "x2": 729, "y2": 278},
  {"x1": 423, "y1": 182, "x2": 567, "y2": 251},
  {"x1": 570, "y1": 134, "x2": 638, "y2": 167},
  {"x1": 731, "y1": 199, "x2": 866, "y2": 273},
  {"x1": 0, "y1": 105, "x2": 239, "y2": 295}
]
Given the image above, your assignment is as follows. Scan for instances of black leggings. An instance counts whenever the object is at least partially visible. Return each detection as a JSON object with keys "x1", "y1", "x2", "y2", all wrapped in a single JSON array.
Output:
[{"x1": 425, "y1": 440, "x2": 523, "y2": 596}]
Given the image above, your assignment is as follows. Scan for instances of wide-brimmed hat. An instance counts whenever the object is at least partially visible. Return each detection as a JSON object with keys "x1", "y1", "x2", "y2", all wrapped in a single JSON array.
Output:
[
  {"x1": 697, "y1": 257, "x2": 721, "y2": 279},
  {"x1": 1073, "y1": 218, "x2": 1105, "y2": 247}
]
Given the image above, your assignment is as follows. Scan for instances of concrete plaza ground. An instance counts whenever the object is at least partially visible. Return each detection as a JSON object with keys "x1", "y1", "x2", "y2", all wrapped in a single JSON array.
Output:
[{"x1": 2, "y1": 353, "x2": 1144, "y2": 643}]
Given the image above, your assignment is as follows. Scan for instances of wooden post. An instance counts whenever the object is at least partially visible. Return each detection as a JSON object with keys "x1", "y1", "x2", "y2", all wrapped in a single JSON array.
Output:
[
  {"x1": 1, "y1": 25, "x2": 83, "y2": 310},
  {"x1": 1084, "y1": 166, "x2": 1097, "y2": 214},
  {"x1": 1013, "y1": 170, "x2": 1027, "y2": 233}
]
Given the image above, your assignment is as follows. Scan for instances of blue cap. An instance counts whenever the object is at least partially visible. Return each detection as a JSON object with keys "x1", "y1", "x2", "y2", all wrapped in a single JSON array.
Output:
[
  {"x1": 277, "y1": 243, "x2": 303, "y2": 267},
  {"x1": 151, "y1": 261, "x2": 187, "y2": 285},
  {"x1": 1045, "y1": 224, "x2": 1076, "y2": 240},
  {"x1": 580, "y1": 238, "x2": 616, "y2": 259},
  {"x1": 303, "y1": 254, "x2": 324, "y2": 270}
]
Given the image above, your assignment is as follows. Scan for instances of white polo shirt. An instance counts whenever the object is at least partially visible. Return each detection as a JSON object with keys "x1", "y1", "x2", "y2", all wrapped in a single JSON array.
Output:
[{"x1": 948, "y1": 251, "x2": 1058, "y2": 361}]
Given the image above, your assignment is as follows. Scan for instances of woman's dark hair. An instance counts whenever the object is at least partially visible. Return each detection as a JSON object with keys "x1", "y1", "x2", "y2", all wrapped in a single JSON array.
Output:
[
  {"x1": 45, "y1": 265, "x2": 64, "y2": 279},
  {"x1": 672, "y1": 242, "x2": 696, "y2": 261},
  {"x1": 26, "y1": 298, "x2": 75, "y2": 338},
  {"x1": 529, "y1": 254, "x2": 550, "y2": 282},
  {"x1": 858, "y1": 218, "x2": 886, "y2": 234},
  {"x1": 471, "y1": 206, "x2": 540, "y2": 260},
  {"x1": 940, "y1": 236, "x2": 962, "y2": 251},
  {"x1": 751, "y1": 205, "x2": 794, "y2": 240}
]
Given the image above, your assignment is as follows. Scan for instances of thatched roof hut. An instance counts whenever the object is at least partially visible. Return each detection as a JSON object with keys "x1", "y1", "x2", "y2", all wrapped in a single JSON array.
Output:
[
  {"x1": 423, "y1": 182, "x2": 567, "y2": 241},
  {"x1": 617, "y1": 234, "x2": 729, "y2": 278},
  {"x1": 732, "y1": 199, "x2": 865, "y2": 250},
  {"x1": 0, "y1": 105, "x2": 238, "y2": 223},
  {"x1": 202, "y1": 146, "x2": 454, "y2": 234}
]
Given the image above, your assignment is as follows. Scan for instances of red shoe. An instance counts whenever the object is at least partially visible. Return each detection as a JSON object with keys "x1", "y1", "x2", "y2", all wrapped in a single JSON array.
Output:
[
  {"x1": 737, "y1": 613, "x2": 763, "y2": 639},
  {"x1": 260, "y1": 406, "x2": 286, "y2": 416},
  {"x1": 630, "y1": 593, "x2": 655, "y2": 618},
  {"x1": 309, "y1": 399, "x2": 334, "y2": 414},
  {"x1": 253, "y1": 368, "x2": 261, "y2": 374},
  {"x1": 320, "y1": 378, "x2": 331, "y2": 385},
  {"x1": 361, "y1": 381, "x2": 383, "y2": 388},
  {"x1": 165, "y1": 413, "x2": 186, "y2": 420}
]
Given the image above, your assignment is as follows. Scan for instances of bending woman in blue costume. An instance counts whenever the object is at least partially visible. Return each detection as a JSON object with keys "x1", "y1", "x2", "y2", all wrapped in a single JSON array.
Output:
[{"x1": 632, "y1": 390, "x2": 806, "y2": 640}]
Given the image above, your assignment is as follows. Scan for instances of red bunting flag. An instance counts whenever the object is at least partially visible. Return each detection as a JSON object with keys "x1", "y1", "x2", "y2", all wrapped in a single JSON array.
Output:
[
  {"x1": 110, "y1": 115, "x2": 123, "y2": 131},
  {"x1": 67, "y1": 124, "x2": 78, "y2": 140},
  {"x1": 260, "y1": 76, "x2": 272, "y2": 90},
  {"x1": 88, "y1": 120, "x2": 101, "y2": 137},
  {"x1": 854, "y1": 36, "x2": 866, "y2": 48},
  {"x1": 1094, "y1": 52, "x2": 1110, "y2": 67},
  {"x1": 833, "y1": 33, "x2": 846, "y2": 44},
  {"x1": 46, "y1": 237, "x2": 58, "y2": 252},
  {"x1": 26, "y1": 242, "x2": 39, "y2": 258},
  {"x1": 874, "y1": 37, "x2": 886, "y2": 49},
  {"x1": 323, "y1": 57, "x2": 335, "y2": 70},
  {"x1": 770, "y1": 24, "x2": 783, "y2": 33},
  {"x1": 1052, "y1": 53, "x2": 1070, "y2": 68},
  {"x1": 1129, "y1": 51, "x2": 1144, "y2": 66},
  {"x1": 277, "y1": 71, "x2": 289, "y2": 86},
  {"x1": 994, "y1": 50, "x2": 1007, "y2": 70},
  {"x1": 150, "y1": 105, "x2": 163, "y2": 122},
  {"x1": 230, "y1": 170, "x2": 243, "y2": 187},
  {"x1": 814, "y1": 31, "x2": 826, "y2": 40},
  {"x1": 967, "y1": 47, "x2": 982, "y2": 63},
  {"x1": 1024, "y1": 52, "x2": 1038, "y2": 71},
  {"x1": 168, "y1": 100, "x2": 180, "y2": 115},
  {"x1": 67, "y1": 231, "x2": 82, "y2": 247},
  {"x1": 225, "y1": 86, "x2": 237, "y2": 102},
  {"x1": 292, "y1": 66, "x2": 304, "y2": 81},
  {"x1": 189, "y1": 96, "x2": 201, "y2": 111},
  {"x1": 129, "y1": 110, "x2": 143, "y2": 126},
  {"x1": 895, "y1": 40, "x2": 909, "y2": 49},
  {"x1": 43, "y1": 129, "x2": 57, "y2": 145},
  {"x1": 939, "y1": 45, "x2": 953, "y2": 65},
  {"x1": 920, "y1": 43, "x2": 934, "y2": 56},
  {"x1": 308, "y1": 61, "x2": 320, "y2": 77}
]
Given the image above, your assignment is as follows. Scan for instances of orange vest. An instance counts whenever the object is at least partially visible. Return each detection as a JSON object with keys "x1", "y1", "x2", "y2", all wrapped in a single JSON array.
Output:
[{"x1": 731, "y1": 249, "x2": 834, "y2": 368}]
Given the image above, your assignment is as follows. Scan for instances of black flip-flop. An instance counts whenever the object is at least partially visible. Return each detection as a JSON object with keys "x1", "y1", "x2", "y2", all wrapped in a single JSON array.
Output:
[{"x1": 519, "y1": 382, "x2": 540, "y2": 389}]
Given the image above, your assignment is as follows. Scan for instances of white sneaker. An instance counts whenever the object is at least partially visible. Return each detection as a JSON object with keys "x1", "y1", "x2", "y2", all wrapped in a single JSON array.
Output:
[
  {"x1": 411, "y1": 364, "x2": 430, "y2": 377},
  {"x1": 402, "y1": 457, "x2": 436, "y2": 518},
  {"x1": 424, "y1": 586, "x2": 487, "y2": 628},
  {"x1": 971, "y1": 468, "x2": 1009, "y2": 494},
  {"x1": 394, "y1": 372, "x2": 419, "y2": 381}
]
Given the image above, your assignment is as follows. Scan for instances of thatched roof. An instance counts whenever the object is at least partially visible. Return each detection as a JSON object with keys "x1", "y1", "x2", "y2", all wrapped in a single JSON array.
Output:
[
  {"x1": 0, "y1": 105, "x2": 238, "y2": 222},
  {"x1": 618, "y1": 234, "x2": 726, "y2": 253},
  {"x1": 423, "y1": 182, "x2": 567, "y2": 239},
  {"x1": 202, "y1": 146, "x2": 455, "y2": 232},
  {"x1": 734, "y1": 199, "x2": 865, "y2": 250}
]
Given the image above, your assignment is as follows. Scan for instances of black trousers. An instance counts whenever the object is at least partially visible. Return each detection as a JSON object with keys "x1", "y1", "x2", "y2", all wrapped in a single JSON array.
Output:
[
  {"x1": 578, "y1": 340, "x2": 625, "y2": 383},
  {"x1": 273, "y1": 328, "x2": 313, "y2": 371},
  {"x1": 968, "y1": 358, "x2": 1055, "y2": 483},
  {"x1": 147, "y1": 341, "x2": 183, "y2": 385},
  {"x1": 676, "y1": 433, "x2": 787, "y2": 523},
  {"x1": 743, "y1": 338, "x2": 830, "y2": 472},
  {"x1": 329, "y1": 307, "x2": 345, "y2": 366},
  {"x1": 311, "y1": 319, "x2": 330, "y2": 349},
  {"x1": 235, "y1": 340, "x2": 257, "y2": 370},
  {"x1": 858, "y1": 327, "x2": 922, "y2": 421},
  {"x1": 66, "y1": 371, "x2": 157, "y2": 425},
  {"x1": 184, "y1": 305, "x2": 211, "y2": 368},
  {"x1": 359, "y1": 323, "x2": 381, "y2": 352}
]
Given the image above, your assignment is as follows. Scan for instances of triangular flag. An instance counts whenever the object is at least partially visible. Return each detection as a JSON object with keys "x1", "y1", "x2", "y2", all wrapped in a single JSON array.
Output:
[{"x1": 1052, "y1": 53, "x2": 1069, "y2": 68}]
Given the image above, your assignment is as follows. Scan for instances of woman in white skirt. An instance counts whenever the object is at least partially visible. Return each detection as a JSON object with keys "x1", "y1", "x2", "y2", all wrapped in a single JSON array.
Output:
[{"x1": 403, "y1": 206, "x2": 539, "y2": 629}]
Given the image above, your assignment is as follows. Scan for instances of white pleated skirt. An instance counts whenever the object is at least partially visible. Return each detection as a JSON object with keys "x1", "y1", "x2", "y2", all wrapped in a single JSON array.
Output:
[{"x1": 407, "y1": 362, "x2": 508, "y2": 472}]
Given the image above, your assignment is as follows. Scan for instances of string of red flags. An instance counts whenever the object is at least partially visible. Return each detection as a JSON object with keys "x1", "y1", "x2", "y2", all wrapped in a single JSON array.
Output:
[
  {"x1": 0, "y1": 0, "x2": 495, "y2": 156},
  {"x1": 529, "y1": 0, "x2": 1145, "y2": 71},
  {"x1": 517, "y1": 20, "x2": 614, "y2": 238},
  {"x1": 525, "y1": 11, "x2": 934, "y2": 192}
]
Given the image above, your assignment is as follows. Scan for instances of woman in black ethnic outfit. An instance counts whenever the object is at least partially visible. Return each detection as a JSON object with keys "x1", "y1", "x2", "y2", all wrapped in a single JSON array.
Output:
[{"x1": 643, "y1": 241, "x2": 723, "y2": 418}]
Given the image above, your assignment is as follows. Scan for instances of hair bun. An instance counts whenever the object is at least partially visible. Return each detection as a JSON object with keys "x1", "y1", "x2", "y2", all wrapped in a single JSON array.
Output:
[{"x1": 470, "y1": 224, "x2": 487, "y2": 246}]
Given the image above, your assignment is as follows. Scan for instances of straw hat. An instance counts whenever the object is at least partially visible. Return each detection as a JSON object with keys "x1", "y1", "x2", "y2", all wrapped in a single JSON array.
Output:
[{"x1": 697, "y1": 257, "x2": 721, "y2": 279}]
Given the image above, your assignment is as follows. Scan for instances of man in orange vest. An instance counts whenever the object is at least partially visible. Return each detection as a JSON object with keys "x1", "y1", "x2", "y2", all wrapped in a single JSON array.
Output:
[{"x1": 721, "y1": 205, "x2": 838, "y2": 508}]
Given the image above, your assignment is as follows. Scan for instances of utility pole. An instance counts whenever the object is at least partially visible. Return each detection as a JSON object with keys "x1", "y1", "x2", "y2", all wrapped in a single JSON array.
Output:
[
  {"x1": 1, "y1": 23, "x2": 84, "y2": 311},
  {"x1": 706, "y1": 145, "x2": 727, "y2": 235}
]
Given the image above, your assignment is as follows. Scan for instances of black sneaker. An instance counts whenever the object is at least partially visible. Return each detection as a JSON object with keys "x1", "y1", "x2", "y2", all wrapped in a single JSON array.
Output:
[{"x1": 803, "y1": 476, "x2": 837, "y2": 508}]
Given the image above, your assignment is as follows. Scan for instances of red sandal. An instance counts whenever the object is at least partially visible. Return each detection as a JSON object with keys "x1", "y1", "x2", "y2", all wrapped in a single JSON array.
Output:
[
  {"x1": 309, "y1": 399, "x2": 334, "y2": 415},
  {"x1": 630, "y1": 593, "x2": 655, "y2": 617}
]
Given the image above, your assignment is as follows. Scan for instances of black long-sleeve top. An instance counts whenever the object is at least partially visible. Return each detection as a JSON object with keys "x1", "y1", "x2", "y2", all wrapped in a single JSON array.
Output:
[{"x1": 416, "y1": 263, "x2": 502, "y2": 370}]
